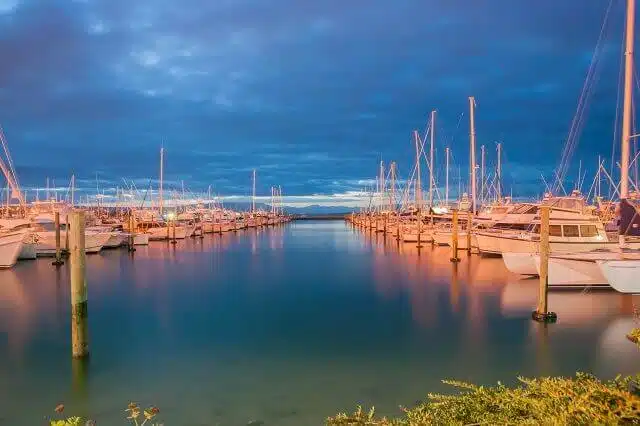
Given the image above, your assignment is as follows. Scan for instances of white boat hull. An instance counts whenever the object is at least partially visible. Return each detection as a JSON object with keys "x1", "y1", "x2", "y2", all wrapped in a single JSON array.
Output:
[
  {"x1": 133, "y1": 233, "x2": 149, "y2": 245},
  {"x1": 502, "y1": 252, "x2": 538, "y2": 275},
  {"x1": 122, "y1": 232, "x2": 150, "y2": 246},
  {"x1": 475, "y1": 232, "x2": 536, "y2": 256},
  {"x1": 475, "y1": 232, "x2": 624, "y2": 257},
  {"x1": 147, "y1": 226, "x2": 188, "y2": 240},
  {"x1": 597, "y1": 260, "x2": 640, "y2": 293},
  {"x1": 534, "y1": 255, "x2": 608, "y2": 287},
  {"x1": 432, "y1": 231, "x2": 473, "y2": 249},
  {"x1": 35, "y1": 231, "x2": 111, "y2": 256},
  {"x1": 0, "y1": 232, "x2": 25, "y2": 268}
]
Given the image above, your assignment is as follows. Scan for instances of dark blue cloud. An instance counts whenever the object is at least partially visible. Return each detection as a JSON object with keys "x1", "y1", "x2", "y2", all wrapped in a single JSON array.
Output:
[{"x1": 0, "y1": 0, "x2": 632, "y2": 204}]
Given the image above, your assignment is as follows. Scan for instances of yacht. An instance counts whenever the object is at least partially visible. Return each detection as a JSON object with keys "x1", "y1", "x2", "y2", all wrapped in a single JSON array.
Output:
[
  {"x1": 476, "y1": 193, "x2": 612, "y2": 259},
  {"x1": 534, "y1": 199, "x2": 640, "y2": 287},
  {"x1": 431, "y1": 198, "x2": 521, "y2": 249},
  {"x1": 31, "y1": 220, "x2": 111, "y2": 255},
  {"x1": 511, "y1": 0, "x2": 640, "y2": 289},
  {"x1": 500, "y1": 214, "x2": 616, "y2": 276},
  {"x1": 0, "y1": 230, "x2": 26, "y2": 268}
]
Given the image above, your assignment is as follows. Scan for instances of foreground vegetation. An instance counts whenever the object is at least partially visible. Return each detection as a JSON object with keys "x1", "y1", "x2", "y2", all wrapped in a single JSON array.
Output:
[
  {"x1": 46, "y1": 374, "x2": 640, "y2": 425},
  {"x1": 50, "y1": 402, "x2": 161, "y2": 426},
  {"x1": 327, "y1": 373, "x2": 640, "y2": 425}
]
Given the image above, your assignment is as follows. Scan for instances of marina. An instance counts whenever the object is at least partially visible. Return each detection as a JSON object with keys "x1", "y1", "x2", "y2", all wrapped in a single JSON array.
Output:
[
  {"x1": 1, "y1": 0, "x2": 640, "y2": 424},
  {"x1": 0, "y1": 221, "x2": 638, "y2": 425}
]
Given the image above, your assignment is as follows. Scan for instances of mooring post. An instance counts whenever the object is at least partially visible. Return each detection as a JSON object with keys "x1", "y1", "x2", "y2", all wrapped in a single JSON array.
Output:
[
  {"x1": 128, "y1": 212, "x2": 136, "y2": 252},
  {"x1": 416, "y1": 209, "x2": 423, "y2": 249},
  {"x1": 171, "y1": 220, "x2": 177, "y2": 244},
  {"x1": 532, "y1": 205, "x2": 557, "y2": 323},
  {"x1": 52, "y1": 211, "x2": 64, "y2": 266},
  {"x1": 450, "y1": 209, "x2": 460, "y2": 262},
  {"x1": 466, "y1": 210, "x2": 472, "y2": 253},
  {"x1": 70, "y1": 210, "x2": 89, "y2": 358},
  {"x1": 65, "y1": 216, "x2": 70, "y2": 252}
]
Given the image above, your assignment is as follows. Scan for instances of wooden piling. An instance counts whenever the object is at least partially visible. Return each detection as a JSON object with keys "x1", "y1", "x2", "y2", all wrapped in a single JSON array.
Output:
[
  {"x1": 532, "y1": 205, "x2": 557, "y2": 323},
  {"x1": 171, "y1": 220, "x2": 177, "y2": 244},
  {"x1": 65, "y1": 216, "x2": 69, "y2": 251},
  {"x1": 450, "y1": 209, "x2": 460, "y2": 262},
  {"x1": 70, "y1": 210, "x2": 89, "y2": 358},
  {"x1": 52, "y1": 211, "x2": 64, "y2": 266},
  {"x1": 466, "y1": 210, "x2": 472, "y2": 253},
  {"x1": 416, "y1": 209, "x2": 423, "y2": 248},
  {"x1": 128, "y1": 212, "x2": 136, "y2": 252}
]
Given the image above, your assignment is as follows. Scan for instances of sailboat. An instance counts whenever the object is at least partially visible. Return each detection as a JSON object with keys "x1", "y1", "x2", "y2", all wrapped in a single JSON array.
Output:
[
  {"x1": 132, "y1": 147, "x2": 191, "y2": 240},
  {"x1": 526, "y1": 0, "x2": 640, "y2": 289},
  {"x1": 0, "y1": 128, "x2": 29, "y2": 267},
  {"x1": 401, "y1": 123, "x2": 435, "y2": 244},
  {"x1": 431, "y1": 97, "x2": 477, "y2": 249}
]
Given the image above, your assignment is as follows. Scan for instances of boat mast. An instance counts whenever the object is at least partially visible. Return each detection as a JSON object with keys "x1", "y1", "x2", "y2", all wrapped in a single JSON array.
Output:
[
  {"x1": 445, "y1": 147, "x2": 450, "y2": 206},
  {"x1": 620, "y1": 0, "x2": 635, "y2": 245},
  {"x1": 252, "y1": 169, "x2": 256, "y2": 213},
  {"x1": 71, "y1": 174, "x2": 75, "y2": 206},
  {"x1": 414, "y1": 130, "x2": 422, "y2": 210},
  {"x1": 379, "y1": 160, "x2": 385, "y2": 212},
  {"x1": 469, "y1": 96, "x2": 477, "y2": 214},
  {"x1": 390, "y1": 161, "x2": 396, "y2": 211},
  {"x1": 621, "y1": 0, "x2": 634, "y2": 200},
  {"x1": 429, "y1": 110, "x2": 435, "y2": 208},
  {"x1": 159, "y1": 147, "x2": 164, "y2": 215},
  {"x1": 497, "y1": 142, "x2": 502, "y2": 202},
  {"x1": 597, "y1": 155, "x2": 601, "y2": 199},
  {"x1": 480, "y1": 145, "x2": 485, "y2": 205},
  {"x1": 0, "y1": 129, "x2": 25, "y2": 208}
]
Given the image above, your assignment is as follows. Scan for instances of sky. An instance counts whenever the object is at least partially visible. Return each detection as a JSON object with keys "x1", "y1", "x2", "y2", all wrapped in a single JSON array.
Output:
[{"x1": 0, "y1": 0, "x2": 635, "y2": 207}]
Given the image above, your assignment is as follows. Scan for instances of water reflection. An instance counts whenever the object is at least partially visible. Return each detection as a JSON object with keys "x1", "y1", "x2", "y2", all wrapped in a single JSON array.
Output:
[
  {"x1": 359, "y1": 227, "x2": 639, "y2": 378},
  {"x1": 368, "y1": 231, "x2": 507, "y2": 334},
  {"x1": 0, "y1": 222, "x2": 638, "y2": 425}
]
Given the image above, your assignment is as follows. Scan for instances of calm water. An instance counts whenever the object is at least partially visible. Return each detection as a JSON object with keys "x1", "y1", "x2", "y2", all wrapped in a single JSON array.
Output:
[{"x1": 0, "y1": 221, "x2": 638, "y2": 425}]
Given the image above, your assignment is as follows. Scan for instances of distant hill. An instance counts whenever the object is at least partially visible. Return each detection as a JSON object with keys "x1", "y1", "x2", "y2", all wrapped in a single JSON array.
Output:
[{"x1": 221, "y1": 202, "x2": 353, "y2": 215}]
